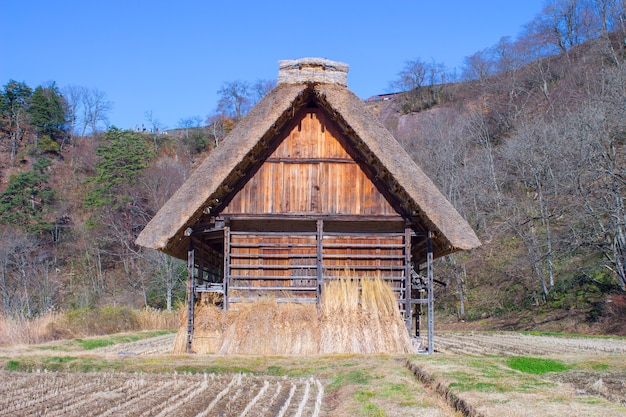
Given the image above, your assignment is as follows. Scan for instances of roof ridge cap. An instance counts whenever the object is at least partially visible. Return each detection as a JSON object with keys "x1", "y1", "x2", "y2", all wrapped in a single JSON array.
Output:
[{"x1": 278, "y1": 57, "x2": 348, "y2": 86}]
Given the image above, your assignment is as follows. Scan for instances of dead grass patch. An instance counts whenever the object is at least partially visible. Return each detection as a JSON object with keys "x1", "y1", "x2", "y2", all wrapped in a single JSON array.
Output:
[{"x1": 0, "y1": 308, "x2": 179, "y2": 347}]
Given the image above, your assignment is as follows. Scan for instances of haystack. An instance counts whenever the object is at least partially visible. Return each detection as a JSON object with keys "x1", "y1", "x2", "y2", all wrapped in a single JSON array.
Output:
[
  {"x1": 320, "y1": 278, "x2": 413, "y2": 354},
  {"x1": 173, "y1": 294, "x2": 223, "y2": 354},
  {"x1": 219, "y1": 298, "x2": 319, "y2": 355},
  {"x1": 173, "y1": 277, "x2": 413, "y2": 355}
]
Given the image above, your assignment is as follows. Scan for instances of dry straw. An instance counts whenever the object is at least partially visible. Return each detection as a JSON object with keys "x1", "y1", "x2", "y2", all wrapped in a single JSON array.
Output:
[
  {"x1": 174, "y1": 274, "x2": 413, "y2": 355},
  {"x1": 320, "y1": 276, "x2": 412, "y2": 354},
  {"x1": 0, "y1": 312, "x2": 61, "y2": 346}
]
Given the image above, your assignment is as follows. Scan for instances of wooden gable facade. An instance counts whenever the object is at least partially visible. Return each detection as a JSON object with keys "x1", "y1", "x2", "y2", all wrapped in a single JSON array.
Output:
[
  {"x1": 136, "y1": 58, "x2": 481, "y2": 352},
  {"x1": 218, "y1": 105, "x2": 410, "y2": 309}
]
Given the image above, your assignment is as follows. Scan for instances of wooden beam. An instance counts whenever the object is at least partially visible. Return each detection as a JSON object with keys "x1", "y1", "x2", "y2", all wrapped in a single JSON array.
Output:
[
  {"x1": 230, "y1": 286, "x2": 317, "y2": 291},
  {"x1": 223, "y1": 214, "x2": 404, "y2": 222},
  {"x1": 265, "y1": 157, "x2": 353, "y2": 164},
  {"x1": 230, "y1": 275, "x2": 319, "y2": 280}
]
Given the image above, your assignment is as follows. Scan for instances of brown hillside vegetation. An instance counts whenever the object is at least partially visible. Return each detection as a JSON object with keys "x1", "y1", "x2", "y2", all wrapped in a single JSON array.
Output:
[{"x1": 376, "y1": 32, "x2": 626, "y2": 334}]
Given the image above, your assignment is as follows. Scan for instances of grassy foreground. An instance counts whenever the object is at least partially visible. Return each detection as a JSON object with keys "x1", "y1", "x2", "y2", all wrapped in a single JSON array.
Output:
[{"x1": 2, "y1": 331, "x2": 626, "y2": 416}]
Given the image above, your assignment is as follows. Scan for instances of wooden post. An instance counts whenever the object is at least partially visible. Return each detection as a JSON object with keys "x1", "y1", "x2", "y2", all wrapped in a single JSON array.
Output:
[
  {"x1": 316, "y1": 220, "x2": 324, "y2": 308},
  {"x1": 223, "y1": 225, "x2": 230, "y2": 311},
  {"x1": 427, "y1": 231, "x2": 434, "y2": 354},
  {"x1": 415, "y1": 302, "x2": 421, "y2": 337},
  {"x1": 198, "y1": 237, "x2": 204, "y2": 285},
  {"x1": 186, "y1": 238, "x2": 195, "y2": 353},
  {"x1": 404, "y1": 225, "x2": 412, "y2": 332}
]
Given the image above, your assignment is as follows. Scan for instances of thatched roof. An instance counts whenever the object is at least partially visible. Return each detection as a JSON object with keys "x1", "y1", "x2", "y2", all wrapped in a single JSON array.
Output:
[{"x1": 136, "y1": 58, "x2": 480, "y2": 260}]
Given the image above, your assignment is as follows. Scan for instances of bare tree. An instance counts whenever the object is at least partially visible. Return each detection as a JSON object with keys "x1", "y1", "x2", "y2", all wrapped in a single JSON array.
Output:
[
  {"x1": 465, "y1": 110, "x2": 505, "y2": 214},
  {"x1": 462, "y1": 49, "x2": 497, "y2": 82},
  {"x1": 81, "y1": 88, "x2": 112, "y2": 136},
  {"x1": 522, "y1": 0, "x2": 602, "y2": 55},
  {"x1": 178, "y1": 116, "x2": 202, "y2": 140},
  {"x1": 61, "y1": 85, "x2": 86, "y2": 144},
  {"x1": 500, "y1": 119, "x2": 575, "y2": 297},
  {"x1": 252, "y1": 79, "x2": 277, "y2": 103},
  {"x1": 0, "y1": 229, "x2": 59, "y2": 316},
  {"x1": 144, "y1": 110, "x2": 166, "y2": 152},
  {"x1": 570, "y1": 68, "x2": 626, "y2": 289},
  {"x1": 206, "y1": 113, "x2": 233, "y2": 147},
  {"x1": 216, "y1": 80, "x2": 252, "y2": 120},
  {"x1": 391, "y1": 58, "x2": 447, "y2": 112},
  {"x1": 139, "y1": 156, "x2": 188, "y2": 213}
]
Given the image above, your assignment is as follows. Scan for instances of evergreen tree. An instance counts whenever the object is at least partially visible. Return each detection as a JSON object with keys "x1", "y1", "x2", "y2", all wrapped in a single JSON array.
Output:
[
  {"x1": 29, "y1": 83, "x2": 68, "y2": 150},
  {"x1": 0, "y1": 157, "x2": 56, "y2": 234},
  {"x1": 84, "y1": 127, "x2": 155, "y2": 208},
  {"x1": 0, "y1": 80, "x2": 33, "y2": 160}
]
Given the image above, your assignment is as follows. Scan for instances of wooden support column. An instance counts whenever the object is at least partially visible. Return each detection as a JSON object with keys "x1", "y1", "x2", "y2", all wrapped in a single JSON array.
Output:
[
  {"x1": 186, "y1": 237, "x2": 195, "y2": 353},
  {"x1": 404, "y1": 225, "x2": 412, "y2": 332},
  {"x1": 427, "y1": 231, "x2": 434, "y2": 354},
  {"x1": 198, "y1": 237, "x2": 204, "y2": 284},
  {"x1": 316, "y1": 220, "x2": 324, "y2": 308},
  {"x1": 223, "y1": 225, "x2": 231, "y2": 311}
]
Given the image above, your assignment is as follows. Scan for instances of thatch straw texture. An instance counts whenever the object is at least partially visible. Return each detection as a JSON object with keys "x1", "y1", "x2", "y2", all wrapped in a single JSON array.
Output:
[{"x1": 172, "y1": 277, "x2": 413, "y2": 355}]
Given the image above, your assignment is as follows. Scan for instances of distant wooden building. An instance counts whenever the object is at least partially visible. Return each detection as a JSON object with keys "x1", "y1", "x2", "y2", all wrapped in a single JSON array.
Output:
[{"x1": 136, "y1": 58, "x2": 480, "y2": 352}]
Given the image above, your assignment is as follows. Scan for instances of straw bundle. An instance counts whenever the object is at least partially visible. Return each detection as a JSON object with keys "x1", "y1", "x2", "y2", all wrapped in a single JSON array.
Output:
[
  {"x1": 173, "y1": 276, "x2": 412, "y2": 355},
  {"x1": 320, "y1": 277, "x2": 413, "y2": 354},
  {"x1": 219, "y1": 298, "x2": 319, "y2": 355},
  {"x1": 173, "y1": 294, "x2": 223, "y2": 354}
]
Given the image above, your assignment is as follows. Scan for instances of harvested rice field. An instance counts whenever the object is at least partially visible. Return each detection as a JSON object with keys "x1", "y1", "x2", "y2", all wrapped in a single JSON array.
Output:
[
  {"x1": 0, "y1": 331, "x2": 625, "y2": 416},
  {"x1": 0, "y1": 371, "x2": 323, "y2": 417},
  {"x1": 435, "y1": 331, "x2": 626, "y2": 356}
]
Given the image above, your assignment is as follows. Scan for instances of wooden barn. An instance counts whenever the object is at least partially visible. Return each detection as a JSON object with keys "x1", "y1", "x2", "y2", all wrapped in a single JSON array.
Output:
[{"x1": 136, "y1": 58, "x2": 480, "y2": 353}]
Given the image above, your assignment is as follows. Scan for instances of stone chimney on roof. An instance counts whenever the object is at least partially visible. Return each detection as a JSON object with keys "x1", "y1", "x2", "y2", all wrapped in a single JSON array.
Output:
[{"x1": 278, "y1": 58, "x2": 349, "y2": 86}]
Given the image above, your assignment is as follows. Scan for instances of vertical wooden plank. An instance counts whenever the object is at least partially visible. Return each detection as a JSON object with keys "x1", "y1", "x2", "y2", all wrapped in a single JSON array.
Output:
[
  {"x1": 276, "y1": 162, "x2": 284, "y2": 213},
  {"x1": 281, "y1": 163, "x2": 290, "y2": 212},
  {"x1": 263, "y1": 163, "x2": 273, "y2": 213},
  {"x1": 312, "y1": 162, "x2": 320, "y2": 213}
]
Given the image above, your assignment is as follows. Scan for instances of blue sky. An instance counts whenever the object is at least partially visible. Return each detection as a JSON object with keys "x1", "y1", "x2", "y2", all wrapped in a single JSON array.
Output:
[{"x1": 1, "y1": 1, "x2": 545, "y2": 131}]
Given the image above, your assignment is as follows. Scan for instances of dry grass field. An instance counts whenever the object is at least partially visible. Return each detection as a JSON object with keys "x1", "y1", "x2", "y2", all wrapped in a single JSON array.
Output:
[{"x1": 0, "y1": 331, "x2": 625, "y2": 416}]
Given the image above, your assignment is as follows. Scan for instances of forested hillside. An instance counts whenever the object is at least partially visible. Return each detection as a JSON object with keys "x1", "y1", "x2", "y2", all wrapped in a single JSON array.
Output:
[
  {"x1": 1, "y1": 0, "x2": 625, "y2": 334},
  {"x1": 376, "y1": 2, "x2": 626, "y2": 333}
]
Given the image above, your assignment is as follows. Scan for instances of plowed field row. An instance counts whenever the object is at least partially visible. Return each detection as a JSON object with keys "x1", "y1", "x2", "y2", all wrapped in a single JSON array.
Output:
[
  {"x1": 0, "y1": 371, "x2": 323, "y2": 417},
  {"x1": 90, "y1": 334, "x2": 176, "y2": 355},
  {"x1": 435, "y1": 332, "x2": 626, "y2": 356}
]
